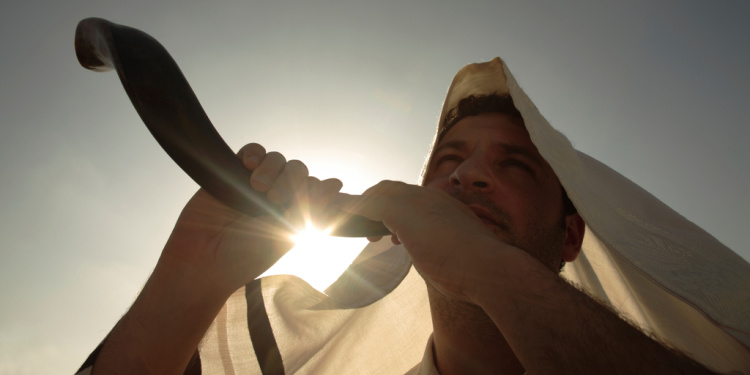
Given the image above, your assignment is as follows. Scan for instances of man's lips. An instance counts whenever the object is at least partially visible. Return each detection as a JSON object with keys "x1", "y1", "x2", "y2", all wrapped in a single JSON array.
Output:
[{"x1": 467, "y1": 204, "x2": 502, "y2": 228}]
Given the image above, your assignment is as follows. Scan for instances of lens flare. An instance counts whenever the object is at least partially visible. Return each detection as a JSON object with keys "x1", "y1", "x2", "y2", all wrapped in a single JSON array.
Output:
[{"x1": 259, "y1": 223, "x2": 367, "y2": 292}]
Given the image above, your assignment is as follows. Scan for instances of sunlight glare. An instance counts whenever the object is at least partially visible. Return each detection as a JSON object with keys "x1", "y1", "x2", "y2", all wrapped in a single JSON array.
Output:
[
  {"x1": 259, "y1": 224, "x2": 368, "y2": 292},
  {"x1": 256, "y1": 153, "x2": 377, "y2": 292}
]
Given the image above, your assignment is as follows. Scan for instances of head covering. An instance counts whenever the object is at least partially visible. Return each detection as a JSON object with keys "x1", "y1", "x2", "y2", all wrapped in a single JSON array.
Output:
[
  {"x1": 197, "y1": 58, "x2": 750, "y2": 374},
  {"x1": 433, "y1": 57, "x2": 750, "y2": 372}
]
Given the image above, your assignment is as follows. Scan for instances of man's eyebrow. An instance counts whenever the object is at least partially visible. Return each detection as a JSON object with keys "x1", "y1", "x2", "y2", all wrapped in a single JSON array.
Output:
[
  {"x1": 431, "y1": 139, "x2": 547, "y2": 173},
  {"x1": 432, "y1": 140, "x2": 467, "y2": 155},
  {"x1": 434, "y1": 139, "x2": 544, "y2": 164},
  {"x1": 496, "y1": 143, "x2": 545, "y2": 165}
]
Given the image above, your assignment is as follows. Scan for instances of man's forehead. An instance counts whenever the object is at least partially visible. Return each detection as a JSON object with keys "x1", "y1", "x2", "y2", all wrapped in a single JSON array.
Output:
[
  {"x1": 434, "y1": 138, "x2": 542, "y2": 161},
  {"x1": 438, "y1": 109, "x2": 525, "y2": 142},
  {"x1": 437, "y1": 113, "x2": 536, "y2": 150},
  {"x1": 432, "y1": 113, "x2": 555, "y2": 173}
]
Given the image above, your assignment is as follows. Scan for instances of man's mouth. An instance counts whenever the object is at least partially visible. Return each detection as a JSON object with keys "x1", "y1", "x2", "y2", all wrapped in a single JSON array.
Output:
[
  {"x1": 448, "y1": 189, "x2": 510, "y2": 231},
  {"x1": 467, "y1": 204, "x2": 502, "y2": 228}
]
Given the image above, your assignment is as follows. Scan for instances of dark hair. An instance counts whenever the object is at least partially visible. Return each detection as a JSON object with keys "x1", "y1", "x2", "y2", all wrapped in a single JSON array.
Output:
[{"x1": 440, "y1": 94, "x2": 524, "y2": 142}]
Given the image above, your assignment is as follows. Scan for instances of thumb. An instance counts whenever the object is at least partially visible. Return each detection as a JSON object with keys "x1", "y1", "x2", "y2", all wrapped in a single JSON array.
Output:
[{"x1": 330, "y1": 192, "x2": 389, "y2": 221}]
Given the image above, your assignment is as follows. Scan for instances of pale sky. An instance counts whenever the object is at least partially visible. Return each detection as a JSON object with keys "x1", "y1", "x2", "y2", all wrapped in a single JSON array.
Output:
[{"x1": 1, "y1": 1, "x2": 748, "y2": 373}]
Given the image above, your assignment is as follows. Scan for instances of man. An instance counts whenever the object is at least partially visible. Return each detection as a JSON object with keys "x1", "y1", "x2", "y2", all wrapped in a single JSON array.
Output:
[
  {"x1": 334, "y1": 95, "x2": 712, "y2": 374},
  {"x1": 79, "y1": 58, "x2": 749, "y2": 374}
]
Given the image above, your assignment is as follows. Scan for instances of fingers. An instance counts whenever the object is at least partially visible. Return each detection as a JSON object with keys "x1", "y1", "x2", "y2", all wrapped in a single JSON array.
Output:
[
  {"x1": 249, "y1": 151, "x2": 288, "y2": 193},
  {"x1": 238, "y1": 143, "x2": 266, "y2": 170},
  {"x1": 285, "y1": 177, "x2": 344, "y2": 229},
  {"x1": 266, "y1": 159, "x2": 309, "y2": 204},
  {"x1": 365, "y1": 234, "x2": 400, "y2": 244},
  {"x1": 304, "y1": 178, "x2": 344, "y2": 209},
  {"x1": 235, "y1": 143, "x2": 350, "y2": 233},
  {"x1": 238, "y1": 143, "x2": 312, "y2": 205},
  {"x1": 311, "y1": 178, "x2": 344, "y2": 220},
  {"x1": 331, "y1": 180, "x2": 408, "y2": 221}
]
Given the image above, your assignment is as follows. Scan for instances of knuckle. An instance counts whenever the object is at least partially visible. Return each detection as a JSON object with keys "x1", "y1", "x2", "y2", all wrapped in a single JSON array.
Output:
[
  {"x1": 372, "y1": 180, "x2": 405, "y2": 195},
  {"x1": 325, "y1": 178, "x2": 343, "y2": 191},
  {"x1": 285, "y1": 159, "x2": 309, "y2": 176},
  {"x1": 265, "y1": 151, "x2": 286, "y2": 163},
  {"x1": 239, "y1": 142, "x2": 266, "y2": 156}
]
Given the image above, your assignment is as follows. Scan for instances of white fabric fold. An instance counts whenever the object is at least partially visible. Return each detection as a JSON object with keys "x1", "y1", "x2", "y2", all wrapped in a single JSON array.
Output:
[{"x1": 198, "y1": 57, "x2": 750, "y2": 374}]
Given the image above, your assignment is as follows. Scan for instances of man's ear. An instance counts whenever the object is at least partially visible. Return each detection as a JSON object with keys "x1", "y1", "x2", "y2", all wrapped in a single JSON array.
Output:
[{"x1": 562, "y1": 213, "x2": 585, "y2": 262}]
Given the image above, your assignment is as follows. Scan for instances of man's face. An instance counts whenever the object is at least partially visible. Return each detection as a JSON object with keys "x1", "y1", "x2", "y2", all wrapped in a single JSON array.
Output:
[{"x1": 422, "y1": 113, "x2": 570, "y2": 269}]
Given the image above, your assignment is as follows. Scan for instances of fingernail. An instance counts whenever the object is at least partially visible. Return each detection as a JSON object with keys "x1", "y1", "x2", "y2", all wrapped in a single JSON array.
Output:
[
  {"x1": 245, "y1": 155, "x2": 261, "y2": 168},
  {"x1": 252, "y1": 175, "x2": 271, "y2": 190}
]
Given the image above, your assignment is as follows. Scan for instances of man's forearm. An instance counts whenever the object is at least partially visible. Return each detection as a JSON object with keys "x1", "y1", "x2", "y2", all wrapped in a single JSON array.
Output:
[
  {"x1": 476, "y1": 250, "x2": 715, "y2": 374},
  {"x1": 92, "y1": 262, "x2": 232, "y2": 374}
]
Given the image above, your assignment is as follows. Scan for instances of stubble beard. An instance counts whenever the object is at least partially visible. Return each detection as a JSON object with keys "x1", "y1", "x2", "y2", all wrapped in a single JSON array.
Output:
[
  {"x1": 446, "y1": 188, "x2": 565, "y2": 271},
  {"x1": 428, "y1": 188, "x2": 567, "y2": 343}
]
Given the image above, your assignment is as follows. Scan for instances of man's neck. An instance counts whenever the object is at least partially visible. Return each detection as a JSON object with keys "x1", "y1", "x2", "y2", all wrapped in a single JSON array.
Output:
[{"x1": 427, "y1": 286, "x2": 525, "y2": 375}]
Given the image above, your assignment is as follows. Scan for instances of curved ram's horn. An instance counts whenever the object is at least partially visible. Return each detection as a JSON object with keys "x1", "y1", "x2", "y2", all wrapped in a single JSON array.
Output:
[{"x1": 75, "y1": 17, "x2": 390, "y2": 237}]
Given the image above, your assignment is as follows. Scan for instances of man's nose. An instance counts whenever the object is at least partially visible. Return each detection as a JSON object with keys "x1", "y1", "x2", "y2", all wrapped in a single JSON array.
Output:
[{"x1": 449, "y1": 157, "x2": 493, "y2": 191}]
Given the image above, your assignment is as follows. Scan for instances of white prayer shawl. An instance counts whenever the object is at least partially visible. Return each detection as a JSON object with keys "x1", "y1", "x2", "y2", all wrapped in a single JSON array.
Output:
[{"x1": 197, "y1": 58, "x2": 750, "y2": 374}]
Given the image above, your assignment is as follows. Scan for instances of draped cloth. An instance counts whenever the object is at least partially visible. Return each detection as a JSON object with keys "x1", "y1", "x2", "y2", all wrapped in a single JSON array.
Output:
[{"x1": 197, "y1": 58, "x2": 750, "y2": 374}]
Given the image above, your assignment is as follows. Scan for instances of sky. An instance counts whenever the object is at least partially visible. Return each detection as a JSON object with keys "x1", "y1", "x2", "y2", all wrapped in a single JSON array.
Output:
[{"x1": 1, "y1": 0, "x2": 748, "y2": 373}]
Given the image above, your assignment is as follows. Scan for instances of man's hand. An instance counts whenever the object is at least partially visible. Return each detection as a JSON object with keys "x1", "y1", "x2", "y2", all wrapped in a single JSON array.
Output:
[
  {"x1": 333, "y1": 181, "x2": 716, "y2": 374},
  {"x1": 160, "y1": 142, "x2": 343, "y2": 296},
  {"x1": 333, "y1": 180, "x2": 517, "y2": 303},
  {"x1": 92, "y1": 143, "x2": 342, "y2": 374}
]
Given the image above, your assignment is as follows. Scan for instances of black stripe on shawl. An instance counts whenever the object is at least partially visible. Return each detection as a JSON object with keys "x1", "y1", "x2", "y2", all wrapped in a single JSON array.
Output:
[
  {"x1": 184, "y1": 349, "x2": 202, "y2": 374},
  {"x1": 246, "y1": 278, "x2": 285, "y2": 375}
]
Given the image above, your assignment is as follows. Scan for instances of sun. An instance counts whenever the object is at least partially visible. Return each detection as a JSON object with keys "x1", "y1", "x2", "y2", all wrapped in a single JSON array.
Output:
[
  {"x1": 256, "y1": 154, "x2": 378, "y2": 292},
  {"x1": 259, "y1": 223, "x2": 368, "y2": 292}
]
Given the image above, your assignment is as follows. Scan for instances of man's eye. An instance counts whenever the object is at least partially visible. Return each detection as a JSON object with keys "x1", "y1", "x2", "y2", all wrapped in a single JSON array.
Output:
[
  {"x1": 436, "y1": 155, "x2": 462, "y2": 165},
  {"x1": 502, "y1": 159, "x2": 533, "y2": 173}
]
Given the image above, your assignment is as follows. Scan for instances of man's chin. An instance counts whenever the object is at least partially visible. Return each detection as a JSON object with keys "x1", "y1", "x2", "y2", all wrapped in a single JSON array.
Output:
[{"x1": 484, "y1": 223, "x2": 516, "y2": 246}]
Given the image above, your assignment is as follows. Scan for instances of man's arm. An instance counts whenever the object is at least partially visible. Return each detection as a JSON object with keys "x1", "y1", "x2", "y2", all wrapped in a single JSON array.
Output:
[
  {"x1": 473, "y1": 241, "x2": 714, "y2": 374},
  {"x1": 89, "y1": 143, "x2": 342, "y2": 374},
  {"x1": 92, "y1": 252, "x2": 233, "y2": 374},
  {"x1": 334, "y1": 181, "x2": 719, "y2": 374}
]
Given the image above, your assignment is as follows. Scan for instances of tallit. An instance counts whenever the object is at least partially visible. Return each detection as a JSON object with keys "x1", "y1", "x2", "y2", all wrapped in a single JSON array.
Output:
[{"x1": 197, "y1": 58, "x2": 750, "y2": 374}]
